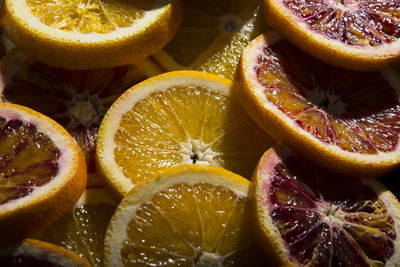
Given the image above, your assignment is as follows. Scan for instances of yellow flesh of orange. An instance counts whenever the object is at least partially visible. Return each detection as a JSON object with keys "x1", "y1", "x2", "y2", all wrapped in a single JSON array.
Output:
[
  {"x1": 113, "y1": 85, "x2": 273, "y2": 184},
  {"x1": 121, "y1": 182, "x2": 248, "y2": 265},
  {"x1": 26, "y1": 0, "x2": 157, "y2": 33}
]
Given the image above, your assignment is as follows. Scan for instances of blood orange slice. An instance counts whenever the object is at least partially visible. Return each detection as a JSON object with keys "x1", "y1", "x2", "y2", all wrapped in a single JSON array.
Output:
[
  {"x1": 253, "y1": 146, "x2": 400, "y2": 266},
  {"x1": 0, "y1": 49, "x2": 161, "y2": 186},
  {"x1": 0, "y1": 239, "x2": 90, "y2": 266},
  {"x1": 0, "y1": 102, "x2": 86, "y2": 244},
  {"x1": 263, "y1": 0, "x2": 400, "y2": 70},
  {"x1": 236, "y1": 31, "x2": 400, "y2": 177}
]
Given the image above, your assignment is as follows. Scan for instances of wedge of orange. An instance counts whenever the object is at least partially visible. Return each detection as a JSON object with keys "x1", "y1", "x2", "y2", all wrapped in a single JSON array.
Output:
[
  {"x1": 253, "y1": 146, "x2": 400, "y2": 266},
  {"x1": 0, "y1": 239, "x2": 90, "y2": 266},
  {"x1": 262, "y1": 0, "x2": 400, "y2": 70},
  {"x1": 0, "y1": 0, "x2": 183, "y2": 69},
  {"x1": 0, "y1": 49, "x2": 161, "y2": 186},
  {"x1": 236, "y1": 31, "x2": 400, "y2": 177},
  {"x1": 97, "y1": 70, "x2": 274, "y2": 199},
  {"x1": 151, "y1": 0, "x2": 269, "y2": 79},
  {"x1": 104, "y1": 165, "x2": 265, "y2": 266},
  {"x1": 33, "y1": 188, "x2": 116, "y2": 266},
  {"x1": 0, "y1": 102, "x2": 86, "y2": 244}
]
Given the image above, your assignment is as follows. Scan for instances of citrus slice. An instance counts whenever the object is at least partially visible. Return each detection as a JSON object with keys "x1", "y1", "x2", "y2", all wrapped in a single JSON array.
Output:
[
  {"x1": 236, "y1": 31, "x2": 400, "y2": 177},
  {"x1": 32, "y1": 187, "x2": 116, "y2": 266},
  {"x1": 104, "y1": 165, "x2": 265, "y2": 266},
  {"x1": 263, "y1": 0, "x2": 400, "y2": 70},
  {"x1": 150, "y1": 0, "x2": 269, "y2": 79},
  {"x1": 0, "y1": 49, "x2": 161, "y2": 186},
  {"x1": 253, "y1": 146, "x2": 400, "y2": 266},
  {"x1": 0, "y1": 0, "x2": 183, "y2": 69},
  {"x1": 97, "y1": 70, "x2": 274, "y2": 199},
  {"x1": 0, "y1": 102, "x2": 86, "y2": 244},
  {"x1": 0, "y1": 239, "x2": 90, "y2": 266}
]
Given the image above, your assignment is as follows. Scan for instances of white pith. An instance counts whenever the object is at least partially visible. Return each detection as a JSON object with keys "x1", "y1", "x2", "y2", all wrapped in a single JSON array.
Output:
[
  {"x1": 256, "y1": 147, "x2": 400, "y2": 266},
  {"x1": 0, "y1": 103, "x2": 78, "y2": 215},
  {"x1": 104, "y1": 165, "x2": 250, "y2": 267},
  {"x1": 97, "y1": 71, "x2": 233, "y2": 196},
  {"x1": 242, "y1": 32, "x2": 400, "y2": 163},
  {"x1": 6, "y1": 0, "x2": 171, "y2": 43}
]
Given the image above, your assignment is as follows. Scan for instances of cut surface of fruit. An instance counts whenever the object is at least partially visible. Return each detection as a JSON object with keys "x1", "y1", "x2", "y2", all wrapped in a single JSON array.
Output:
[
  {"x1": 263, "y1": 0, "x2": 400, "y2": 70},
  {"x1": 0, "y1": 0, "x2": 183, "y2": 69},
  {"x1": 97, "y1": 70, "x2": 274, "y2": 199},
  {"x1": 0, "y1": 49, "x2": 161, "y2": 186},
  {"x1": 33, "y1": 187, "x2": 116, "y2": 267},
  {"x1": 0, "y1": 239, "x2": 90, "y2": 266},
  {"x1": 150, "y1": 0, "x2": 269, "y2": 79},
  {"x1": 0, "y1": 102, "x2": 86, "y2": 244},
  {"x1": 236, "y1": 31, "x2": 400, "y2": 176},
  {"x1": 104, "y1": 165, "x2": 264, "y2": 266},
  {"x1": 253, "y1": 146, "x2": 400, "y2": 266}
]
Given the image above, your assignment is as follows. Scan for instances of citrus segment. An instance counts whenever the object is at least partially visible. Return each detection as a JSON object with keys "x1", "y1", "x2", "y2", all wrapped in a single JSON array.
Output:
[
  {"x1": 253, "y1": 146, "x2": 400, "y2": 266},
  {"x1": 97, "y1": 71, "x2": 274, "y2": 198},
  {"x1": 0, "y1": 239, "x2": 90, "y2": 266},
  {"x1": 0, "y1": 0, "x2": 183, "y2": 69},
  {"x1": 33, "y1": 188, "x2": 116, "y2": 266},
  {"x1": 0, "y1": 49, "x2": 161, "y2": 186},
  {"x1": 263, "y1": 0, "x2": 400, "y2": 70},
  {"x1": 151, "y1": 0, "x2": 269, "y2": 79},
  {"x1": 236, "y1": 31, "x2": 400, "y2": 176},
  {"x1": 0, "y1": 102, "x2": 86, "y2": 244},
  {"x1": 104, "y1": 165, "x2": 263, "y2": 266}
]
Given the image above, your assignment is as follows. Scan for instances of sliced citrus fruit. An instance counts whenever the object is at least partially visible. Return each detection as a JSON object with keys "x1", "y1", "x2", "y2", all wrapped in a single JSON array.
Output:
[
  {"x1": 0, "y1": 102, "x2": 86, "y2": 244},
  {"x1": 150, "y1": 0, "x2": 269, "y2": 79},
  {"x1": 0, "y1": 0, "x2": 183, "y2": 69},
  {"x1": 97, "y1": 70, "x2": 274, "y2": 199},
  {"x1": 32, "y1": 187, "x2": 116, "y2": 266},
  {"x1": 253, "y1": 146, "x2": 400, "y2": 266},
  {"x1": 104, "y1": 165, "x2": 266, "y2": 266},
  {"x1": 0, "y1": 49, "x2": 161, "y2": 186},
  {"x1": 236, "y1": 31, "x2": 400, "y2": 177},
  {"x1": 263, "y1": 0, "x2": 400, "y2": 70},
  {"x1": 0, "y1": 239, "x2": 90, "y2": 266}
]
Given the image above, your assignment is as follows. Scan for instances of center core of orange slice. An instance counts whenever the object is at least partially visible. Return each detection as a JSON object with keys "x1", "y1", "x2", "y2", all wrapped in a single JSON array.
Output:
[{"x1": 0, "y1": 117, "x2": 59, "y2": 205}]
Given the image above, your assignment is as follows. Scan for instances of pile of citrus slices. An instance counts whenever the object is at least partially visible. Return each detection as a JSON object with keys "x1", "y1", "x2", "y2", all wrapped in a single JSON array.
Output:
[{"x1": 1, "y1": 0, "x2": 400, "y2": 266}]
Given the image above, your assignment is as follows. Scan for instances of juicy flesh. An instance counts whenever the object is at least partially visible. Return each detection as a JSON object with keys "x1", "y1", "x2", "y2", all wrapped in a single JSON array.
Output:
[
  {"x1": 114, "y1": 85, "x2": 273, "y2": 184},
  {"x1": 263, "y1": 154, "x2": 396, "y2": 266},
  {"x1": 256, "y1": 39, "x2": 400, "y2": 153},
  {"x1": 283, "y1": 0, "x2": 400, "y2": 46},
  {"x1": 26, "y1": 0, "x2": 157, "y2": 33},
  {"x1": 0, "y1": 117, "x2": 60, "y2": 205},
  {"x1": 161, "y1": 0, "x2": 268, "y2": 79},
  {"x1": 2, "y1": 56, "x2": 146, "y2": 172},
  {"x1": 121, "y1": 182, "x2": 250, "y2": 266},
  {"x1": 34, "y1": 203, "x2": 115, "y2": 266}
]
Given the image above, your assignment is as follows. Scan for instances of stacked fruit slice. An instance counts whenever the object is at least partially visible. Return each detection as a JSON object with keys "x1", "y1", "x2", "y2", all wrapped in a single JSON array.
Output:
[
  {"x1": 0, "y1": 0, "x2": 183, "y2": 69},
  {"x1": 0, "y1": 102, "x2": 86, "y2": 244},
  {"x1": 97, "y1": 70, "x2": 275, "y2": 198},
  {"x1": 235, "y1": 31, "x2": 400, "y2": 177},
  {"x1": 151, "y1": 0, "x2": 269, "y2": 79}
]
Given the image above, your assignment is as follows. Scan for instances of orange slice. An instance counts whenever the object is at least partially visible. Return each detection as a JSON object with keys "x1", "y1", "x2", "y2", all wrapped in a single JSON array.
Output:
[
  {"x1": 262, "y1": 0, "x2": 400, "y2": 70},
  {"x1": 0, "y1": 102, "x2": 86, "y2": 244},
  {"x1": 150, "y1": 0, "x2": 269, "y2": 79},
  {"x1": 97, "y1": 70, "x2": 274, "y2": 199},
  {"x1": 236, "y1": 31, "x2": 400, "y2": 177},
  {"x1": 0, "y1": 239, "x2": 90, "y2": 266},
  {"x1": 104, "y1": 165, "x2": 265, "y2": 266},
  {"x1": 0, "y1": 49, "x2": 161, "y2": 186},
  {"x1": 33, "y1": 188, "x2": 116, "y2": 266},
  {"x1": 0, "y1": 0, "x2": 183, "y2": 69},
  {"x1": 253, "y1": 146, "x2": 400, "y2": 266}
]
